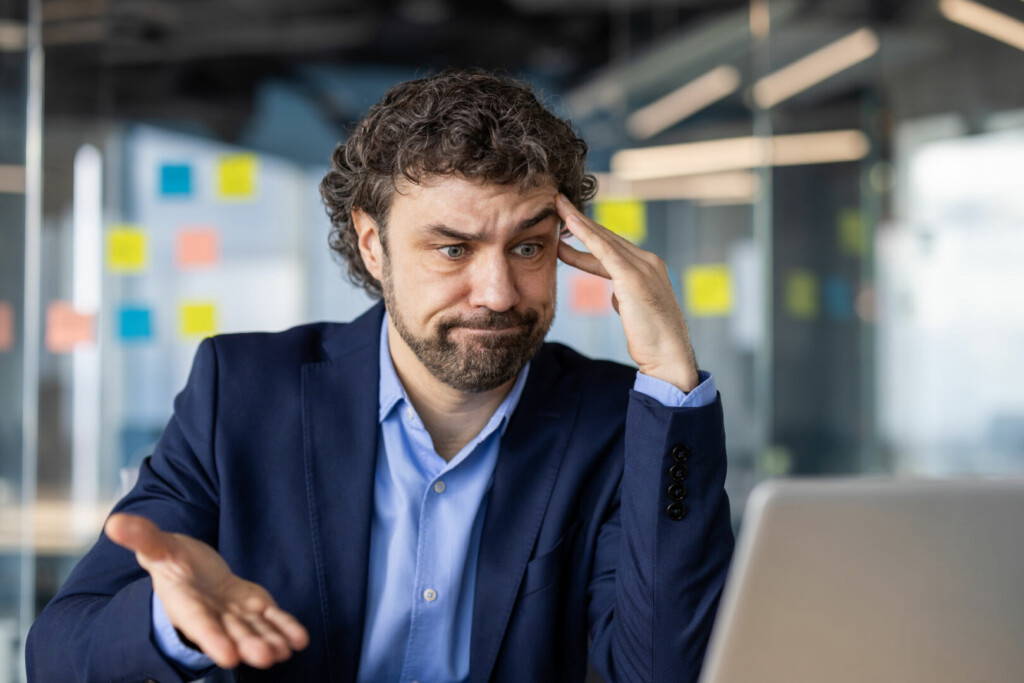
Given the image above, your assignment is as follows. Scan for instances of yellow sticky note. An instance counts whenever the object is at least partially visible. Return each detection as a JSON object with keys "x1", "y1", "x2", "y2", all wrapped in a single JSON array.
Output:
[
  {"x1": 594, "y1": 198, "x2": 646, "y2": 243},
  {"x1": 217, "y1": 153, "x2": 258, "y2": 199},
  {"x1": 180, "y1": 302, "x2": 217, "y2": 338},
  {"x1": 107, "y1": 225, "x2": 148, "y2": 273},
  {"x1": 838, "y1": 208, "x2": 866, "y2": 256},
  {"x1": 785, "y1": 269, "x2": 818, "y2": 319},
  {"x1": 685, "y1": 264, "x2": 732, "y2": 316}
]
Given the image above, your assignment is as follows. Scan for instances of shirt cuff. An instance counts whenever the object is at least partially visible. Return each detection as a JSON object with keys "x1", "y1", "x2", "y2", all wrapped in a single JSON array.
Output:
[
  {"x1": 152, "y1": 590, "x2": 216, "y2": 671},
  {"x1": 633, "y1": 369, "x2": 716, "y2": 408}
]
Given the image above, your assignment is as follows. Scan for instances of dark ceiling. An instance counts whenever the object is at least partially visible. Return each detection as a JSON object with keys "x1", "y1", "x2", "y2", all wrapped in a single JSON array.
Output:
[{"x1": 39, "y1": 0, "x2": 748, "y2": 138}]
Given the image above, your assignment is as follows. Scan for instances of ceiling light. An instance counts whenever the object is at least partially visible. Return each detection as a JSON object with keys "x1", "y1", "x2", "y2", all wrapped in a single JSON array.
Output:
[
  {"x1": 594, "y1": 171, "x2": 758, "y2": 203},
  {"x1": 611, "y1": 130, "x2": 870, "y2": 180},
  {"x1": 753, "y1": 27, "x2": 880, "y2": 109},
  {"x1": 940, "y1": 0, "x2": 1024, "y2": 51},
  {"x1": 627, "y1": 66, "x2": 742, "y2": 139}
]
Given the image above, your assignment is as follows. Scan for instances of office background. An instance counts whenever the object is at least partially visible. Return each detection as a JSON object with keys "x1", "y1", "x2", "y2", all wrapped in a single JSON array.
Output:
[{"x1": 2, "y1": 0, "x2": 1024, "y2": 680}]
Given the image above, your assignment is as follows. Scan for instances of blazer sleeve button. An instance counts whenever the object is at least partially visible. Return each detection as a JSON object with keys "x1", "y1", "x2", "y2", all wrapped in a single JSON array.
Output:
[
  {"x1": 670, "y1": 444, "x2": 690, "y2": 462},
  {"x1": 666, "y1": 502, "x2": 687, "y2": 520},
  {"x1": 668, "y1": 462, "x2": 688, "y2": 481},
  {"x1": 667, "y1": 483, "x2": 687, "y2": 501}
]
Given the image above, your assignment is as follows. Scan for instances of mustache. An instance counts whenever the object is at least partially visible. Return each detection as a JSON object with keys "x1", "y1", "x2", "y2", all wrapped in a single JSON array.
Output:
[{"x1": 439, "y1": 309, "x2": 539, "y2": 332}]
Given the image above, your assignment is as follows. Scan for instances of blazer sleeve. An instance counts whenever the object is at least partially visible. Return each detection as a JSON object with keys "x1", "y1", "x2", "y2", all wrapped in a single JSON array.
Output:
[
  {"x1": 26, "y1": 337, "x2": 223, "y2": 683},
  {"x1": 586, "y1": 389, "x2": 735, "y2": 683}
]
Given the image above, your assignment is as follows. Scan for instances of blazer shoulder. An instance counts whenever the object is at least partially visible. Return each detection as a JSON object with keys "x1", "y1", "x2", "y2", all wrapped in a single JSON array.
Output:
[
  {"x1": 540, "y1": 341, "x2": 637, "y2": 397},
  {"x1": 206, "y1": 302, "x2": 384, "y2": 368},
  {"x1": 205, "y1": 320, "x2": 346, "y2": 368}
]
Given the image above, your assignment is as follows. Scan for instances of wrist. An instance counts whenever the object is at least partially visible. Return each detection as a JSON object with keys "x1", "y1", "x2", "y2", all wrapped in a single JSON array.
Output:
[{"x1": 638, "y1": 363, "x2": 700, "y2": 393}]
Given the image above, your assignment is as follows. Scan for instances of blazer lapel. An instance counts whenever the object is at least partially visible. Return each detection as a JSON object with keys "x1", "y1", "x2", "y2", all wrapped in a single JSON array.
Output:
[
  {"x1": 470, "y1": 345, "x2": 583, "y2": 682},
  {"x1": 301, "y1": 302, "x2": 385, "y2": 683},
  {"x1": 301, "y1": 304, "x2": 582, "y2": 682}
]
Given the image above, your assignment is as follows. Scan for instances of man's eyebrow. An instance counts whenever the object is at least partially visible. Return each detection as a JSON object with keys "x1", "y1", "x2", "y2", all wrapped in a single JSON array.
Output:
[{"x1": 423, "y1": 206, "x2": 559, "y2": 242}]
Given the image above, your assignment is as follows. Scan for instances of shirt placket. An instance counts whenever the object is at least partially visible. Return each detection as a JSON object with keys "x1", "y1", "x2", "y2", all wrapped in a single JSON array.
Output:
[{"x1": 399, "y1": 406, "x2": 450, "y2": 683}]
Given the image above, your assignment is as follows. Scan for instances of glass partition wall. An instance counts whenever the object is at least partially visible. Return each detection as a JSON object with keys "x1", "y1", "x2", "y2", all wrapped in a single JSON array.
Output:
[
  {"x1": 1, "y1": 0, "x2": 37, "y2": 679},
  {"x1": 760, "y1": 0, "x2": 1024, "y2": 478},
  {"x1": 5, "y1": 0, "x2": 1024, "y2": 680}
]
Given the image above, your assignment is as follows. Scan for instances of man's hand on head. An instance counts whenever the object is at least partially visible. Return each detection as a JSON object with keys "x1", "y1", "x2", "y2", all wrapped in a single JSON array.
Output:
[
  {"x1": 104, "y1": 513, "x2": 310, "y2": 670},
  {"x1": 554, "y1": 192, "x2": 700, "y2": 393}
]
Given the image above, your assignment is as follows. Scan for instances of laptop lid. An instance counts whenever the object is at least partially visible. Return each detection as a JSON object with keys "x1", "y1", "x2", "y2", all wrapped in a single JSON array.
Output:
[{"x1": 699, "y1": 478, "x2": 1024, "y2": 683}]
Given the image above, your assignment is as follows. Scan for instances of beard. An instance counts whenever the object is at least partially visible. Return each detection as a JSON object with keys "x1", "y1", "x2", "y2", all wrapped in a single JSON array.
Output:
[{"x1": 381, "y1": 264, "x2": 553, "y2": 393}]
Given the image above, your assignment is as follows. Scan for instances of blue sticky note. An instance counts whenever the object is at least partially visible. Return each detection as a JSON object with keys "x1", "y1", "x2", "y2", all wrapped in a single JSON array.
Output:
[
  {"x1": 160, "y1": 163, "x2": 192, "y2": 197},
  {"x1": 824, "y1": 275, "x2": 852, "y2": 320},
  {"x1": 119, "y1": 306, "x2": 153, "y2": 341}
]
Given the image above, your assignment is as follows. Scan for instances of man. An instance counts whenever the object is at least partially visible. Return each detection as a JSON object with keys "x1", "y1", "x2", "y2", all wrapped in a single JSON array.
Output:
[{"x1": 27, "y1": 69, "x2": 733, "y2": 682}]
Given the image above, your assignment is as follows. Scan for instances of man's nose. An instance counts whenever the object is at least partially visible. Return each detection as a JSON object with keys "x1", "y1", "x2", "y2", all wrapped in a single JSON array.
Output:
[{"x1": 467, "y1": 254, "x2": 520, "y2": 312}]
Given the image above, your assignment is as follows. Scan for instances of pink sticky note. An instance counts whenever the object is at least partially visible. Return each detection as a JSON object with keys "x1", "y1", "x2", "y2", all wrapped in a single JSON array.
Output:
[
  {"x1": 45, "y1": 301, "x2": 95, "y2": 353},
  {"x1": 176, "y1": 227, "x2": 219, "y2": 268},
  {"x1": 0, "y1": 301, "x2": 13, "y2": 352},
  {"x1": 570, "y1": 272, "x2": 612, "y2": 314}
]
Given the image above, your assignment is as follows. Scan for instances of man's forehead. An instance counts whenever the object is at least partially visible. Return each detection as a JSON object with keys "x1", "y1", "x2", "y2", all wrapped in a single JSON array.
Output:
[
  {"x1": 390, "y1": 174, "x2": 558, "y2": 229},
  {"x1": 394, "y1": 173, "x2": 555, "y2": 201}
]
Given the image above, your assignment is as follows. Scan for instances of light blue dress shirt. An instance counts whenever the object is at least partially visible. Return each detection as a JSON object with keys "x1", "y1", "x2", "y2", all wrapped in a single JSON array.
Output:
[{"x1": 152, "y1": 313, "x2": 717, "y2": 681}]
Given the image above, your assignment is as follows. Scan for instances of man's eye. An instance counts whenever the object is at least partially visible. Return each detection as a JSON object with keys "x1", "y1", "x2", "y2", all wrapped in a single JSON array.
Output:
[
  {"x1": 513, "y1": 243, "x2": 542, "y2": 258},
  {"x1": 439, "y1": 245, "x2": 467, "y2": 259}
]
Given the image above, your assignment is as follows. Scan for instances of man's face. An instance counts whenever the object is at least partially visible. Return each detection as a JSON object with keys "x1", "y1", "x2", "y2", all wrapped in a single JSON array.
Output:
[{"x1": 377, "y1": 174, "x2": 561, "y2": 392}]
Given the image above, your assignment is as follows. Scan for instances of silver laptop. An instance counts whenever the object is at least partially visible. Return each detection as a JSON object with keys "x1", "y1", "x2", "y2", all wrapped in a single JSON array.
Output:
[{"x1": 699, "y1": 478, "x2": 1024, "y2": 683}]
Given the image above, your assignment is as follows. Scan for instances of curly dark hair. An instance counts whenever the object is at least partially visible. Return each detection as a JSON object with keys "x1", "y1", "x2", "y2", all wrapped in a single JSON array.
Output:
[{"x1": 319, "y1": 67, "x2": 598, "y2": 299}]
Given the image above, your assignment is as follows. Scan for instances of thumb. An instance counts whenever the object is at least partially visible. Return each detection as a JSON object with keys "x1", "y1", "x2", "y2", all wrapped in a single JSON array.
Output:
[{"x1": 105, "y1": 512, "x2": 171, "y2": 563}]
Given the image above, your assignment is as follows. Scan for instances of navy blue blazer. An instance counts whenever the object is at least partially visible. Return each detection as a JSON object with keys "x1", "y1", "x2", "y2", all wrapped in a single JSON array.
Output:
[{"x1": 27, "y1": 301, "x2": 734, "y2": 683}]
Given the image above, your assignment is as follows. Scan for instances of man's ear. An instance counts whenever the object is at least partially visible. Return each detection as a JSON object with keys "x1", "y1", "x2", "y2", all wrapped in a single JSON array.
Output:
[{"x1": 351, "y1": 208, "x2": 385, "y2": 282}]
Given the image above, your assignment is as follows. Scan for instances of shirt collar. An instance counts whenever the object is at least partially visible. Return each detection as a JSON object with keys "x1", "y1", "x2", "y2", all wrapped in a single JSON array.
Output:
[{"x1": 377, "y1": 310, "x2": 531, "y2": 432}]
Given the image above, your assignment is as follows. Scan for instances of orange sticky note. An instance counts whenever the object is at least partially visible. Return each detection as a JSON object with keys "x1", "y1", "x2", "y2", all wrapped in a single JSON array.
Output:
[
  {"x1": 45, "y1": 301, "x2": 95, "y2": 353},
  {"x1": 0, "y1": 301, "x2": 13, "y2": 352},
  {"x1": 176, "y1": 227, "x2": 219, "y2": 268},
  {"x1": 570, "y1": 272, "x2": 612, "y2": 314}
]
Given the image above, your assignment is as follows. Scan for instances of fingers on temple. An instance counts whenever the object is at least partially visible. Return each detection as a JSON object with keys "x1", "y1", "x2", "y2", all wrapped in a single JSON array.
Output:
[
  {"x1": 564, "y1": 218, "x2": 636, "y2": 277},
  {"x1": 557, "y1": 194, "x2": 633, "y2": 249},
  {"x1": 557, "y1": 241, "x2": 610, "y2": 279}
]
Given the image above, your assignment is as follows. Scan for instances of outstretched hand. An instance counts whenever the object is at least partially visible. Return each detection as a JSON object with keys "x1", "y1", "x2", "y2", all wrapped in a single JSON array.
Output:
[
  {"x1": 105, "y1": 513, "x2": 309, "y2": 670},
  {"x1": 554, "y1": 192, "x2": 699, "y2": 392}
]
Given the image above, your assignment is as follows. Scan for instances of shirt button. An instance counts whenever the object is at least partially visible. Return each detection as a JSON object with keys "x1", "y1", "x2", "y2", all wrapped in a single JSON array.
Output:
[
  {"x1": 423, "y1": 588, "x2": 438, "y2": 602},
  {"x1": 433, "y1": 480, "x2": 446, "y2": 494},
  {"x1": 405, "y1": 406, "x2": 415, "y2": 421}
]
